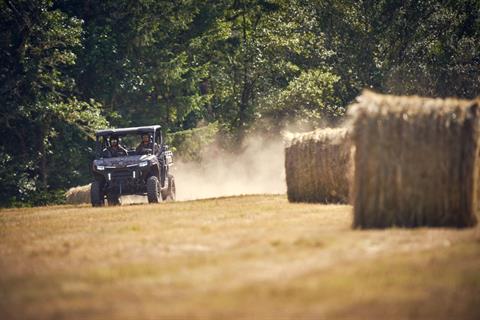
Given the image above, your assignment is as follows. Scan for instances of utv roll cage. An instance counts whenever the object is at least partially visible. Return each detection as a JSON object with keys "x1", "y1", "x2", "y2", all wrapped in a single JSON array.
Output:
[{"x1": 94, "y1": 125, "x2": 163, "y2": 157}]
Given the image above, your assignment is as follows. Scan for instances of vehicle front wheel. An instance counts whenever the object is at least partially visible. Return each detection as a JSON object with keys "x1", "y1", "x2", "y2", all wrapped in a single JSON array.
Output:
[
  {"x1": 91, "y1": 181, "x2": 104, "y2": 207},
  {"x1": 147, "y1": 176, "x2": 162, "y2": 203},
  {"x1": 107, "y1": 193, "x2": 120, "y2": 206}
]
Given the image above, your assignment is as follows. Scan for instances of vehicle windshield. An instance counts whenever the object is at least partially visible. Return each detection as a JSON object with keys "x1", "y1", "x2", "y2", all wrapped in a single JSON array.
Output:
[{"x1": 96, "y1": 131, "x2": 157, "y2": 158}]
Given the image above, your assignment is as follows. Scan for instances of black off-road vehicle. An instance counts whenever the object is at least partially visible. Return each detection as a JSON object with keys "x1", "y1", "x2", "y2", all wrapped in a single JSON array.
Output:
[{"x1": 90, "y1": 125, "x2": 176, "y2": 206}]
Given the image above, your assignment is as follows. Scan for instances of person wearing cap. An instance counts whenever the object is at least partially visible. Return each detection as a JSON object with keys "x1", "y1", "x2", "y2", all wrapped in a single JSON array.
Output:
[{"x1": 105, "y1": 136, "x2": 128, "y2": 158}]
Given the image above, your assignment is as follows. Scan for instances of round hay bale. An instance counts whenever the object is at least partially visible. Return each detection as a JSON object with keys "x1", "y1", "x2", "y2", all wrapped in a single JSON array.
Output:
[
  {"x1": 285, "y1": 128, "x2": 352, "y2": 203},
  {"x1": 349, "y1": 90, "x2": 479, "y2": 229},
  {"x1": 65, "y1": 184, "x2": 91, "y2": 205}
]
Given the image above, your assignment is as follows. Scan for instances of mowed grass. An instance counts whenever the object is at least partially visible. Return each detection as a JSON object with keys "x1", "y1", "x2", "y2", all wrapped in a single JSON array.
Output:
[{"x1": 0, "y1": 195, "x2": 479, "y2": 319}]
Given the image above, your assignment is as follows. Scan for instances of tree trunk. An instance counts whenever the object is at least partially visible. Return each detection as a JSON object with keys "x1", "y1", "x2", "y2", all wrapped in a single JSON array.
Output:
[
  {"x1": 38, "y1": 121, "x2": 49, "y2": 189},
  {"x1": 236, "y1": 6, "x2": 250, "y2": 142}
]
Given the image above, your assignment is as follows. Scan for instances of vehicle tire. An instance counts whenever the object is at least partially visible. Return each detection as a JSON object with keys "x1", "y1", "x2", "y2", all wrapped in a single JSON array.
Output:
[
  {"x1": 107, "y1": 193, "x2": 120, "y2": 206},
  {"x1": 162, "y1": 175, "x2": 176, "y2": 201},
  {"x1": 147, "y1": 176, "x2": 162, "y2": 203},
  {"x1": 91, "y1": 181, "x2": 104, "y2": 207}
]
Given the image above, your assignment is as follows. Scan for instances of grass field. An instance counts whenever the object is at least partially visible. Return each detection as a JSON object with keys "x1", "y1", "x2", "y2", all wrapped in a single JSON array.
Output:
[{"x1": 1, "y1": 195, "x2": 479, "y2": 319}]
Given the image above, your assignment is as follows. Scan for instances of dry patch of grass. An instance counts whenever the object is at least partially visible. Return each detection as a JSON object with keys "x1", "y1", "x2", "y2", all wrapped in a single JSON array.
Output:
[{"x1": 0, "y1": 195, "x2": 479, "y2": 319}]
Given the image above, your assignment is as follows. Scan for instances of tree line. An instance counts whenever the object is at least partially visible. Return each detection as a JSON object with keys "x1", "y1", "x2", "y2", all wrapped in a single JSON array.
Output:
[{"x1": 1, "y1": 0, "x2": 479, "y2": 207}]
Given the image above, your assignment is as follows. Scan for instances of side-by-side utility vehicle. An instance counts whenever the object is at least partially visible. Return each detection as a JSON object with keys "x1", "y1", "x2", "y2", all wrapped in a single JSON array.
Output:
[{"x1": 90, "y1": 125, "x2": 175, "y2": 206}]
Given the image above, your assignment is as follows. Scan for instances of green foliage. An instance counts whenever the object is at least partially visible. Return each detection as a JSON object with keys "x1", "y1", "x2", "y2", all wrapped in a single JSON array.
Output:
[
  {"x1": 378, "y1": 0, "x2": 480, "y2": 97},
  {"x1": 0, "y1": 149, "x2": 36, "y2": 207},
  {"x1": 259, "y1": 69, "x2": 343, "y2": 128},
  {"x1": 0, "y1": 0, "x2": 107, "y2": 207},
  {"x1": 166, "y1": 123, "x2": 219, "y2": 162},
  {"x1": 65, "y1": 0, "x2": 209, "y2": 130}
]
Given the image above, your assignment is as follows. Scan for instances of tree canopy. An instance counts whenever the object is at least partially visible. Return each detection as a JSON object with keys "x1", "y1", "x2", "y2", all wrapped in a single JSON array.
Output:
[{"x1": 1, "y1": 0, "x2": 479, "y2": 206}]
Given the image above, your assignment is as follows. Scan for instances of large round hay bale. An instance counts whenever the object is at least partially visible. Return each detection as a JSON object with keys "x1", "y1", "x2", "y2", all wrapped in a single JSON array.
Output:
[
  {"x1": 65, "y1": 184, "x2": 91, "y2": 205},
  {"x1": 349, "y1": 90, "x2": 479, "y2": 228},
  {"x1": 285, "y1": 128, "x2": 352, "y2": 203}
]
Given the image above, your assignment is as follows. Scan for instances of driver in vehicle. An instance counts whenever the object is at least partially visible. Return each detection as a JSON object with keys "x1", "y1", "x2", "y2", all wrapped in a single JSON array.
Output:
[
  {"x1": 104, "y1": 136, "x2": 128, "y2": 158},
  {"x1": 136, "y1": 133, "x2": 158, "y2": 154}
]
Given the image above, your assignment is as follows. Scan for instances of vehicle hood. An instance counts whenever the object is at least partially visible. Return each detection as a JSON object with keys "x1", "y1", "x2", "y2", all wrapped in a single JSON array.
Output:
[{"x1": 94, "y1": 155, "x2": 156, "y2": 168}]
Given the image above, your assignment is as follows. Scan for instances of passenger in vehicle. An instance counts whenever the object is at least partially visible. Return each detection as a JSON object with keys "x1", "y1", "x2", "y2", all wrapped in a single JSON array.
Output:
[
  {"x1": 136, "y1": 133, "x2": 158, "y2": 154},
  {"x1": 104, "y1": 136, "x2": 128, "y2": 158}
]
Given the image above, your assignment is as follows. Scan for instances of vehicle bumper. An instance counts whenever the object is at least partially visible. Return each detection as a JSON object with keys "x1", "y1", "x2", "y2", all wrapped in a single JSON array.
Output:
[{"x1": 103, "y1": 168, "x2": 149, "y2": 195}]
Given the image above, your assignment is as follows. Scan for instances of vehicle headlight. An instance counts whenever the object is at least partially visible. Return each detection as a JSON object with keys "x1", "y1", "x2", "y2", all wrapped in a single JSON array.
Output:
[
  {"x1": 139, "y1": 161, "x2": 148, "y2": 167},
  {"x1": 96, "y1": 165, "x2": 105, "y2": 171}
]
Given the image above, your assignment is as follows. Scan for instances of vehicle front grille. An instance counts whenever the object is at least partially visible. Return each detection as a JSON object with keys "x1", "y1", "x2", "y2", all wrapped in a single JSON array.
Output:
[{"x1": 108, "y1": 169, "x2": 142, "y2": 181}]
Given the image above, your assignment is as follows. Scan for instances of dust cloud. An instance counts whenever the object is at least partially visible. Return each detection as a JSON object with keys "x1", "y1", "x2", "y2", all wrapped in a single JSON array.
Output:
[{"x1": 173, "y1": 136, "x2": 287, "y2": 201}]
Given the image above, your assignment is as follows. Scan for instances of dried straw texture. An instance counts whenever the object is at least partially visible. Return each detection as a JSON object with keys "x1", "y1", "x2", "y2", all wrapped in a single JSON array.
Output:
[
  {"x1": 349, "y1": 91, "x2": 480, "y2": 229},
  {"x1": 65, "y1": 184, "x2": 91, "y2": 204},
  {"x1": 285, "y1": 128, "x2": 352, "y2": 203}
]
